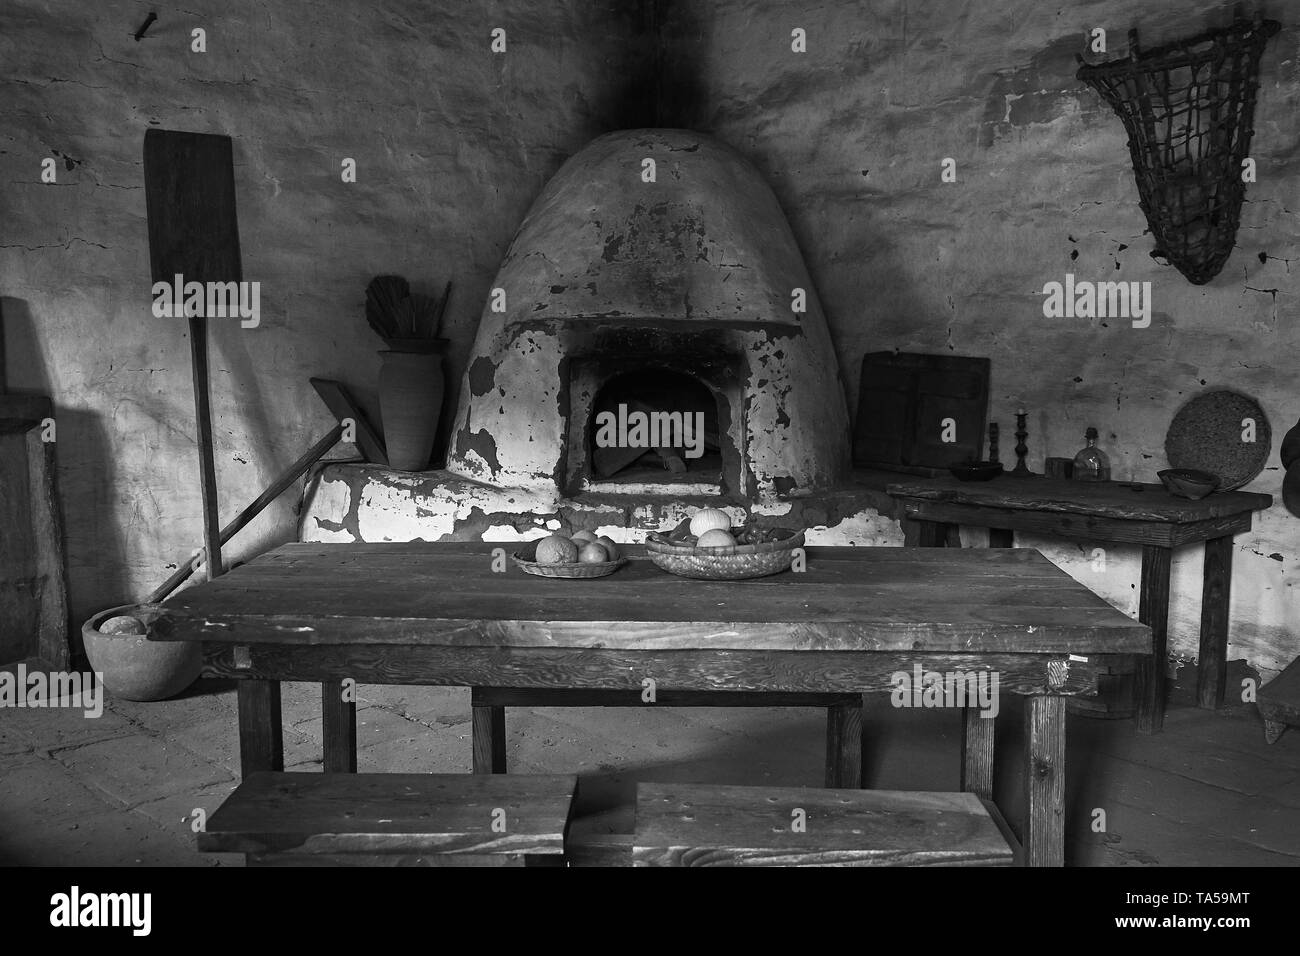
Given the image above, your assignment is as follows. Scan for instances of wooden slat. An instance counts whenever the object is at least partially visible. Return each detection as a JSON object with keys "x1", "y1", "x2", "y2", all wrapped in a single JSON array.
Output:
[
  {"x1": 198, "y1": 771, "x2": 577, "y2": 857},
  {"x1": 1135, "y1": 545, "x2": 1172, "y2": 734},
  {"x1": 311, "y1": 378, "x2": 387, "y2": 466},
  {"x1": 258, "y1": 539, "x2": 1068, "y2": 567},
  {"x1": 186, "y1": 316, "x2": 224, "y2": 579},
  {"x1": 898, "y1": 499, "x2": 1253, "y2": 548},
  {"x1": 238, "y1": 680, "x2": 283, "y2": 776},
  {"x1": 565, "y1": 832, "x2": 633, "y2": 868},
  {"x1": 201, "y1": 644, "x2": 1116, "y2": 697},
  {"x1": 471, "y1": 687, "x2": 861, "y2": 708},
  {"x1": 248, "y1": 852, "x2": 523, "y2": 867},
  {"x1": 166, "y1": 579, "x2": 1128, "y2": 618},
  {"x1": 165, "y1": 609, "x2": 1147, "y2": 654},
  {"x1": 471, "y1": 705, "x2": 506, "y2": 774},
  {"x1": 632, "y1": 783, "x2": 1013, "y2": 866},
  {"x1": 825, "y1": 701, "x2": 864, "y2": 788},
  {"x1": 321, "y1": 680, "x2": 356, "y2": 773},
  {"x1": 1023, "y1": 695, "x2": 1066, "y2": 867},
  {"x1": 146, "y1": 425, "x2": 342, "y2": 603},
  {"x1": 164, "y1": 557, "x2": 1103, "y2": 595},
  {"x1": 961, "y1": 706, "x2": 995, "y2": 800},
  {"x1": 1196, "y1": 535, "x2": 1233, "y2": 710},
  {"x1": 888, "y1": 475, "x2": 1272, "y2": 522}
]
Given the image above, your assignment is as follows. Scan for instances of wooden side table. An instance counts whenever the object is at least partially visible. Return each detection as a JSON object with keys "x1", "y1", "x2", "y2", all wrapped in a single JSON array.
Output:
[{"x1": 887, "y1": 476, "x2": 1272, "y2": 733}]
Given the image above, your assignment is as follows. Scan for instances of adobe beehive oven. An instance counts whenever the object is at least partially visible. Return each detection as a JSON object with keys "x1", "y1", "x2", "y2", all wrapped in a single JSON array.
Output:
[{"x1": 444, "y1": 128, "x2": 851, "y2": 501}]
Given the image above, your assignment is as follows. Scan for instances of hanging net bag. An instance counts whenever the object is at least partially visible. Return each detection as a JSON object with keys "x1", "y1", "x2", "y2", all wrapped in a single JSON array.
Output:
[{"x1": 1077, "y1": 19, "x2": 1279, "y2": 284}]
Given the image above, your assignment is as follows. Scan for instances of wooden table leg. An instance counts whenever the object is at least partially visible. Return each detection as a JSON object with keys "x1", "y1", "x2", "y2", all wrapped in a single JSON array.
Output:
[
  {"x1": 322, "y1": 680, "x2": 357, "y2": 772},
  {"x1": 1196, "y1": 536, "x2": 1234, "y2": 710},
  {"x1": 988, "y1": 528, "x2": 1014, "y2": 548},
  {"x1": 472, "y1": 703, "x2": 507, "y2": 773},
  {"x1": 961, "y1": 706, "x2": 994, "y2": 800},
  {"x1": 1023, "y1": 694, "x2": 1065, "y2": 867},
  {"x1": 825, "y1": 699, "x2": 864, "y2": 788},
  {"x1": 1135, "y1": 545, "x2": 1172, "y2": 734},
  {"x1": 237, "y1": 679, "x2": 283, "y2": 777}
]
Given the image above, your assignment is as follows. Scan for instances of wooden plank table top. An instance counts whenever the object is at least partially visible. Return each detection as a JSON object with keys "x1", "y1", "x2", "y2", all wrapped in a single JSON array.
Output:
[
  {"x1": 886, "y1": 475, "x2": 1272, "y2": 523},
  {"x1": 153, "y1": 540, "x2": 1151, "y2": 868},
  {"x1": 154, "y1": 541, "x2": 1149, "y2": 655}
]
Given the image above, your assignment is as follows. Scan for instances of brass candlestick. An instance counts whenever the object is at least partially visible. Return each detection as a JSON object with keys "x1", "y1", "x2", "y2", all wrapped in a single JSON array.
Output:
[{"x1": 988, "y1": 423, "x2": 1000, "y2": 464}]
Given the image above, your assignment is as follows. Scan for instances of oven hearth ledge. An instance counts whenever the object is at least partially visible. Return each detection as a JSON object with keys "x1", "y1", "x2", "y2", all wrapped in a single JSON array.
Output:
[{"x1": 299, "y1": 462, "x2": 904, "y2": 547}]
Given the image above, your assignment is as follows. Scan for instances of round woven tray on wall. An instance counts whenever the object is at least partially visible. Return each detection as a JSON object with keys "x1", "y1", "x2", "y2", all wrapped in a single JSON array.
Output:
[
  {"x1": 645, "y1": 529, "x2": 805, "y2": 580},
  {"x1": 1164, "y1": 389, "x2": 1271, "y2": 491}
]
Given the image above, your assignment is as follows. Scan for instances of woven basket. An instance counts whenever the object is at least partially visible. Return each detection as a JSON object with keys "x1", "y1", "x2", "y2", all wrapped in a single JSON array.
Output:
[
  {"x1": 645, "y1": 529, "x2": 805, "y2": 580},
  {"x1": 512, "y1": 540, "x2": 627, "y2": 579},
  {"x1": 1076, "y1": 19, "x2": 1279, "y2": 284}
]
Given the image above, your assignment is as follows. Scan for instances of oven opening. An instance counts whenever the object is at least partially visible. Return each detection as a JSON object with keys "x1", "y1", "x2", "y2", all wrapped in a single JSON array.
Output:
[{"x1": 584, "y1": 369, "x2": 723, "y2": 492}]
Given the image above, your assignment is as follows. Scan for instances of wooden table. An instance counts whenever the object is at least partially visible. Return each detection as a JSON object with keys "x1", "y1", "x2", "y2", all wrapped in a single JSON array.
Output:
[
  {"x1": 152, "y1": 541, "x2": 1151, "y2": 867},
  {"x1": 887, "y1": 476, "x2": 1272, "y2": 733}
]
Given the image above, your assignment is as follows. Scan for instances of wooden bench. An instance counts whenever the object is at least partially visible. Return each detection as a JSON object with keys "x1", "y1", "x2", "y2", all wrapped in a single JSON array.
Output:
[
  {"x1": 198, "y1": 771, "x2": 577, "y2": 867},
  {"x1": 472, "y1": 688, "x2": 865, "y2": 788},
  {"x1": 1259, "y1": 656, "x2": 1300, "y2": 744},
  {"x1": 632, "y1": 782, "x2": 1016, "y2": 867}
]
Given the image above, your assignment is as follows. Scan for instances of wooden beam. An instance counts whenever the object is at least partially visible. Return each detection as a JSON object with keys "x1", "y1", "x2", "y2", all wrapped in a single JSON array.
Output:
[
  {"x1": 146, "y1": 424, "x2": 342, "y2": 603},
  {"x1": 1135, "y1": 545, "x2": 1172, "y2": 733},
  {"x1": 471, "y1": 705, "x2": 506, "y2": 774},
  {"x1": 899, "y1": 499, "x2": 1253, "y2": 549},
  {"x1": 321, "y1": 679, "x2": 357, "y2": 773},
  {"x1": 825, "y1": 700, "x2": 864, "y2": 788},
  {"x1": 961, "y1": 706, "x2": 995, "y2": 800},
  {"x1": 1196, "y1": 535, "x2": 1233, "y2": 710},
  {"x1": 200, "y1": 644, "x2": 1113, "y2": 698},
  {"x1": 471, "y1": 687, "x2": 861, "y2": 708},
  {"x1": 311, "y1": 378, "x2": 387, "y2": 465},
  {"x1": 237, "y1": 680, "x2": 284, "y2": 777},
  {"x1": 1022, "y1": 695, "x2": 1066, "y2": 867},
  {"x1": 187, "y1": 317, "x2": 223, "y2": 580}
]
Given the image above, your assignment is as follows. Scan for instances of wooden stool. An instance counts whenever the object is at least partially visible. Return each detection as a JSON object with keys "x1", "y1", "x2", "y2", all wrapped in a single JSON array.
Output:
[
  {"x1": 198, "y1": 771, "x2": 577, "y2": 867},
  {"x1": 1259, "y1": 656, "x2": 1300, "y2": 744},
  {"x1": 632, "y1": 782, "x2": 1015, "y2": 867},
  {"x1": 472, "y1": 687, "x2": 865, "y2": 788}
]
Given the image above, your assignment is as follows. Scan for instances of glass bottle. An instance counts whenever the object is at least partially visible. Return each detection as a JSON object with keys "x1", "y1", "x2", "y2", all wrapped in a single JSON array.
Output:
[{"x1": 1073, "y1": 427, "x2": 1111, "y2": 482}]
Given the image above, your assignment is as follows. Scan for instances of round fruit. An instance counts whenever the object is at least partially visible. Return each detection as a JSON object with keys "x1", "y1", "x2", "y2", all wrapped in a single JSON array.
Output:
[
  {"x1": 696, "y1": 528, "x2": 737, "y2": 548},
  {"x1": 689, "y1": 508, "x2": 732, "y2": 537},
  {"x1": 99, "y1": 615, "x2": 146, "y2": 635},
  {"x1": 535, "y1": 534, "x2": 579, "y2": 564},
  {"x1": 578, "y1": 543, "x2": 609, "y2": 564},
  {"x1": 571, "y1": 530, "x2": 598, "y2": 544},
  {"x1": 596, "y1": 536, "x2": 621, "y2": 561}
]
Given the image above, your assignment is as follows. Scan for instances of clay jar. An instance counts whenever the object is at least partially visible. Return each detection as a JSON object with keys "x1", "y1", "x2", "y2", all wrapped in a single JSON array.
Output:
[{"x1": 378, "y1": 340, "x2": 448, "y2": 471}]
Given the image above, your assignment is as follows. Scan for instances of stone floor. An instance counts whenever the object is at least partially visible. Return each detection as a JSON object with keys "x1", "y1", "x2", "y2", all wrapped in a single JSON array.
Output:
[{"x1": 1, "y1": 667, "x2": 1297, "y2": 866}]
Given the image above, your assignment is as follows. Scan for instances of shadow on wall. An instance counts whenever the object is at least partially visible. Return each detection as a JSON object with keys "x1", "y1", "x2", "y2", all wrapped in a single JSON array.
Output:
[{"x1": 1, "y1": 296, "x2": 125, "y2": 663}]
